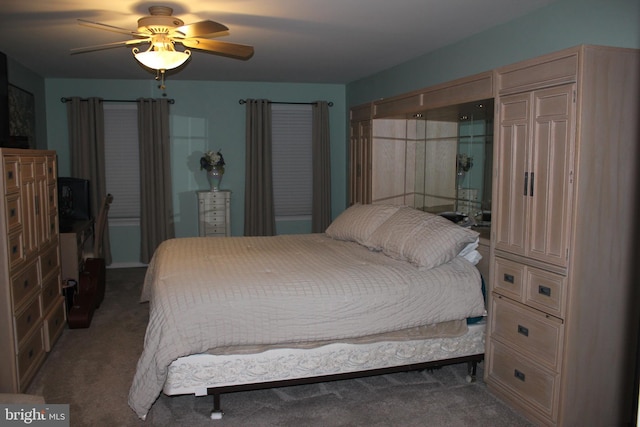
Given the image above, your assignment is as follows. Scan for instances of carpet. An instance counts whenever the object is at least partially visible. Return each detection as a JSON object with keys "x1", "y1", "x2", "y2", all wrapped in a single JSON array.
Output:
[{"x1": 28, "y1": 267, "x2": 534, "y2": 427}]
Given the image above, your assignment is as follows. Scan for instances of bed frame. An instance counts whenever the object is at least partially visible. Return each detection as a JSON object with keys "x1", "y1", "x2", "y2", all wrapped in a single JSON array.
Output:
[{"x1": 164, "y1": 320, "x2": 486, "y2": 419}]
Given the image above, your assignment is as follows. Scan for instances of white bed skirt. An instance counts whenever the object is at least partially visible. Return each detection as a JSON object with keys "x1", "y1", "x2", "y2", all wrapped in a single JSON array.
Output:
[{"x1": 163, "y1": 320, "x2": 486, "y2": 397}]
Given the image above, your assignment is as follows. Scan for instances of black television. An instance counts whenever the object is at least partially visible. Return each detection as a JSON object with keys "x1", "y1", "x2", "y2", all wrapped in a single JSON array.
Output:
[{"x1": 58, "y1": 177, "x2": 91, "y2": 221}]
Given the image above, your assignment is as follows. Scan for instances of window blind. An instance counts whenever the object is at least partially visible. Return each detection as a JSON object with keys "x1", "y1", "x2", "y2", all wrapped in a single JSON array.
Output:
[
  {"x1": 103, "y1": 103, "x2": 140, "y2": 219},
  {"x1": 271, "y1": 104, "x2": 312, "y2": 218}
]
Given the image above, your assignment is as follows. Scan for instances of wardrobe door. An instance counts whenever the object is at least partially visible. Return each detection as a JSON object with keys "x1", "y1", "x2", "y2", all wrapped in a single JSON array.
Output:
[
  {"x1": 494, "y1": 92, "x2": 530, "y2": 257},
  {"x1": 527, "y1": 84, "x2": 574, "y2": 267}
]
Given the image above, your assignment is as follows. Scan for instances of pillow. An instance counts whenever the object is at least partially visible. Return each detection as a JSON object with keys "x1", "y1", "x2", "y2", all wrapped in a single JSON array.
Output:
[
  {"x1": 325, "y1": 203, "x2": 400, "y2": 244},
  {"x1": 365, "y1": 206, "x2": 479, "y2": 269},
  {"x1": 363, "y1": 207, "x2": 436, "y2": 258},
  {"x1": 406, "y1": 216, "x2": 479, "y2": 270}
]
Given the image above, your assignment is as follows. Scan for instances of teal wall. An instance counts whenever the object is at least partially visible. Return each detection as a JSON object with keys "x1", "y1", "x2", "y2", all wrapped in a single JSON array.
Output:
[
  {"x1": 44, "y1": 79, "x2": 346, "y2": 266},
  {"x1": 5, "y1": 0, "x2": 638, "y2": 266},
  {"x1": 346, "y1": 0, "x2": 640, "y2": 107}
]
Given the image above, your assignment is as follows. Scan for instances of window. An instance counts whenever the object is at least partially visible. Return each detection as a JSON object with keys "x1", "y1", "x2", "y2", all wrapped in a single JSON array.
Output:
[
  {"x1": 103, "y1": 103, "x2": 140, "y2": 220},
  {"x1": 271, "y1": 104, "x2": 312, "y2": 219}
]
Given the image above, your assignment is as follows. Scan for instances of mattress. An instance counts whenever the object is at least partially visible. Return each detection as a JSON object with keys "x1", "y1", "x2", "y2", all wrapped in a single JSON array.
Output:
[{"x1": 129, "y1": 234, "x2": 485, "y2": 418}]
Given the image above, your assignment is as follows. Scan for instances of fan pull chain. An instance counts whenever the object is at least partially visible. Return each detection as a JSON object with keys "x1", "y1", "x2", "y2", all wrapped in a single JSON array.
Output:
[{"x1": 156, "y1": 69, "x2": 167, "y2": 90}]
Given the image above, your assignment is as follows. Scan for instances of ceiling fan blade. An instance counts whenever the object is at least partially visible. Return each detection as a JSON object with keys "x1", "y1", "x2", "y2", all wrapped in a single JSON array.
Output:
[
  {"x1": 78, "y1": 18, "x2": 147, "y2": 37},
  {"x1": 174, "y1": 20, "x2": 229, "y2": 38},
  {"x1": 70, "y1": 39, "x2": 150, "y2": 55},
  {"x1": 181, "y1": 38, "x2": 254, "y2": 60}
]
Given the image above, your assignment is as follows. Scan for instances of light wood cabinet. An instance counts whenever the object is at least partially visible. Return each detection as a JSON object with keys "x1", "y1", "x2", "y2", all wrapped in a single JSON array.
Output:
[
  {"x1": 486, "y1": 45, "x2": 640, "y2": 426},
  {"x1": 348, "y1": 103, "x2": 372, "y2": 205},
  {"x1": 197, "y1": 190, "x2": 231, "y2": 237},
  {"x1": 0, "y1": 148, "x2": 64, "y2": 393},
  {"x1": 494, "y1": 84, "x2": 574, "y2": 267}
]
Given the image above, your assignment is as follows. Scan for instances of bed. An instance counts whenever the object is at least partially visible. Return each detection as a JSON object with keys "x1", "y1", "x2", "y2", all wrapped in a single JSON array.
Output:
[{"x1": 128, "y1": 204, "x2": 487, "y2": 420}]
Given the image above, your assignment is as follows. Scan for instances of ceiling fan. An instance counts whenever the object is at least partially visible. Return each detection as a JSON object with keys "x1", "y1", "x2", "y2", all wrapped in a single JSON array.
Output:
[{"x1": 71, "y1": 6, "x2": 254, "y2": 87}]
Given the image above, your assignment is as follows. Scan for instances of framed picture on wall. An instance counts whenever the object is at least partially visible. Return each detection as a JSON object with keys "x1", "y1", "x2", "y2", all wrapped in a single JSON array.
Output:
[{"x1": 8, "y1": 84, "x2": 35, "y2": 148}]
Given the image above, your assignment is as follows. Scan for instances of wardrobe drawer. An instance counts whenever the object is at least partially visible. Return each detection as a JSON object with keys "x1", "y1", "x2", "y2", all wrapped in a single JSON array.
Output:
[
  {"x1": 17, "y1": 329, "x2": 45, "y2": 389},
  {"x1": 5, "y1": 193, "x2": 22, "y2": 231},
  {"x1": 47, "y1": 212, "x2": 57, "y2": 241},
  {"x1": 11, "y1": 261, "x2": 39, "y2": 309},
  {"x1": 3, "y1": 157, "x2": 20, "y2": 194},
  {"x1": 8, "y1": 230, "x2": 25, "y2": 270},
  {"x1": 15, "y1": 296, "x2": 42, "y2": 345},
  {"x1": 43, "y1": 299, "x2": 65, "y2": 352},
  {"x1": 40, "y1": 244, "x2": 59, "y2": 281},
  {"x1": 41, "y1": 274, "x2": 61, "y2": 314},
  {"x1": 488, "y1": 340, "x2": 558, "y2": 421},
  {"x1": 526, "y1": 268, "x2": 566, "y2": 318},
  {"x1": 493, "y1": 257, "x2": 524, "y2": 300},
  {"x1": 490, "y1": 295, "x2": 563, "y2": 369}
]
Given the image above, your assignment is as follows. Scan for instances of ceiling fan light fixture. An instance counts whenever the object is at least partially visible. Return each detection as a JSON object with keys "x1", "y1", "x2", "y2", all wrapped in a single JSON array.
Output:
[{"x1": 133, "y1": 45, "x2": 191, "y2": 71}]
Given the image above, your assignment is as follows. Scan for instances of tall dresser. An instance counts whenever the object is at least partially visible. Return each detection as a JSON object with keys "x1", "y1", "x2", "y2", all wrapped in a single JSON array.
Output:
[
  {"x1": 0, "y1": 148, "x2": 65, "y2": 393},
  {"x1": 197, "y1": 190, "x2": 231, "y2": 237},
  {"x1": 486, "y1": 45, "x2": 640, "y2": 426}
]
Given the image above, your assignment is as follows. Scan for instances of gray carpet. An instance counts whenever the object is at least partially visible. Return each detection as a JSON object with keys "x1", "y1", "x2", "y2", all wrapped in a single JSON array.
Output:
[{"x1": 28, "y1": 268, "x2": 534, "y2": 427}]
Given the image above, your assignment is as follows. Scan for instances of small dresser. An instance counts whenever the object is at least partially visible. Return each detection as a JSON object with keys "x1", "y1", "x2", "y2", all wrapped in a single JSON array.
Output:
[{"x1": 197, "y1": 190, "x2": 231, "y2": 237}]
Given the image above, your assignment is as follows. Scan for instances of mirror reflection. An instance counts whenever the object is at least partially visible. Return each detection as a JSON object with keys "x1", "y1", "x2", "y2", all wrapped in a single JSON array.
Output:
[{"x1": 371, "y1": 99, "x2": 493, "y2": 228}]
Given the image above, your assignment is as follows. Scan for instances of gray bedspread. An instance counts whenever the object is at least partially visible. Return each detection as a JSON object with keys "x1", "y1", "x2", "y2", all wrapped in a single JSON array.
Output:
[{"x1": 128, "y1": 234, "x2": 485, "y2": 418}]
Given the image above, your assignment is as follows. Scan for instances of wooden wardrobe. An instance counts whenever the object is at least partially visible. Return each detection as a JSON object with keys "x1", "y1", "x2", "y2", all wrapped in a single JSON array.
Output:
[
  {"x1": 485, "y1": 45, "x2": 640, "y2": 426},
  {"x1": 0, "y1": 148, "x2": 65, "y2": 392}
]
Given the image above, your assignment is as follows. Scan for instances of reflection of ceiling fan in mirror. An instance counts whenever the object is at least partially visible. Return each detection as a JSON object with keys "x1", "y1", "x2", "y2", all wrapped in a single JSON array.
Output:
[{"x1": 71, "y1": 6, "x2": 254, "y2": 87}]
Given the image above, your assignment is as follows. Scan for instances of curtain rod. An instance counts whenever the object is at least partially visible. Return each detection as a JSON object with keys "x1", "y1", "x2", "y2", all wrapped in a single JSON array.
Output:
[
  {"x1": 238, "y1": 99, "x2": 333, "y2": 107},
  {"x1": 60, "y1": 97, "x2": 175, "y2": 104}
]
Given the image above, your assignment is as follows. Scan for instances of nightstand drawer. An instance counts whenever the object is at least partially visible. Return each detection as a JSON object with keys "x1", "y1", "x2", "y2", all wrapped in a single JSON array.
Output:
[
  {"x1": 488, "y1": 340, "x2": 558, "y2": 421},
  {"x1": 490, "y1": 295, "x2": 563, "y2": 369},
  {"x1": 493, "y1": 257, "x2": 524, "y2": 300}
]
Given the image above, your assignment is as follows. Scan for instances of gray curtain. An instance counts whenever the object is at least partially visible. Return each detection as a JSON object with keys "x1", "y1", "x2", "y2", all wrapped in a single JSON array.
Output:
[
  {"x1": 137, "y1": 98, "x2": 175, "y2": 263},
  {"x1": 311, "y1": 101, "x2": 331, "y2": 232},
  {"x1": 244, "y1": 99, "x2": 275, "y2": 236},
  {"x1": 66, "y1": 97, "x2": 112, "y2": 265}
]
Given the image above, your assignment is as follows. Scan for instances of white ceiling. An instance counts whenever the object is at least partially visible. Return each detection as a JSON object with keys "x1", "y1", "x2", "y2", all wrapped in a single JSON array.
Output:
[{"x1": 0, "y1": 0, "x2": 557, "y2": 84}]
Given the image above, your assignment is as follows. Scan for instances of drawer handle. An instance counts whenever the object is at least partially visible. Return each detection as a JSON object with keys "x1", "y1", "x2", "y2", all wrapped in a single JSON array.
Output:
[
  {"x1": 12, "y1": 245, "x2": 18, "y2": 254},
  {"x1": 23, "y1": 279, "x2": 29, "y2": 289},
  {"x1": 503, "y1": 273, "x2": 515, "y2": 284},
  {"x1": 517, "y1": 324, "x2": 529, "y2": 337},
  {"x1": 28, "y1": 349, "x2": 33, "y2": 359},
  {"x1": 538, "y1": 285, "x2": 551, "y2": 297},
  {"x1": 8, "y1": 171, "x2": 13, "y2": 180},
  {"x1": 26, "y1": 314, "x2": 32, "y2": 323},
  {"x1": 10, "y1": 207, "x2": 15, "y2": 217},
  {"x1": 514, "y1": 369, "x2": 526, "y2": 382}
]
